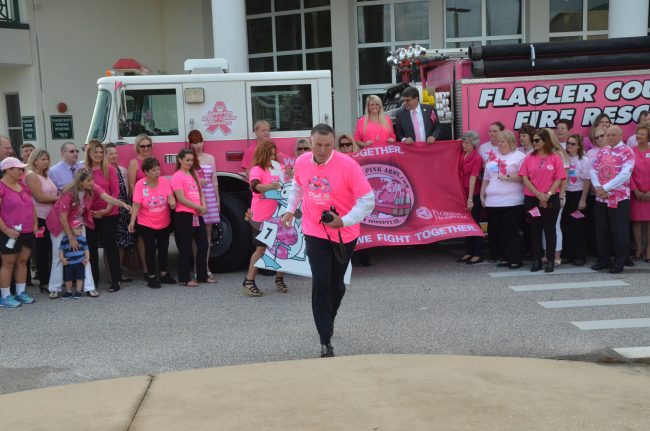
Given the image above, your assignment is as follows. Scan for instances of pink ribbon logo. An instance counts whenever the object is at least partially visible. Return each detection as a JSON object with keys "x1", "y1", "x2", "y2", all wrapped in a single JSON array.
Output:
[{"x1": 203, "y1": 101, "x2": 237, "y2": 135}]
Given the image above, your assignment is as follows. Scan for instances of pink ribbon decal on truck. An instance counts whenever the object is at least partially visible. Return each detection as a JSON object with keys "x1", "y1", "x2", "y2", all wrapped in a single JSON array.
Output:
[{"x1": 203, "y1": 101, "x2": 237, "y2": 135}]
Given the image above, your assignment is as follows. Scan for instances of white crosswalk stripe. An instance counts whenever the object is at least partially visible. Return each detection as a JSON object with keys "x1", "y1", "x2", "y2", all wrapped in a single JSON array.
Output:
[
  {"x1": 538, "y1": 296, "x2": 650, "y2": 308},
  {"x1": 509, "y1": 280, "x2": 629, "y2": 292},
  {"x1": 612, "y1": 347, "x2": 650, "y2": 359},
  {"x1": 489, "y1": 267, "x2": 595, "y2": 278},
  {"x1": 571, "y1": 318, "x2": 650, "y2": 330}
]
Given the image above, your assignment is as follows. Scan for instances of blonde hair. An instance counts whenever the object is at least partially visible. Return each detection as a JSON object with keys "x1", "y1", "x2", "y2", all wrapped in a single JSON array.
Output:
[
  {"x1": 84, "y1": 140, "x2": 109, "y2": 178},
  {"x1": 134, "y1": 134, "x2": 153, "y2": 155},
  {"x1": 27, "y1": 148, "x2": 51, "y2": 176},
  {"x1": 363, "y1": 95, "x2": 389, "y2": 134},
  {"x1": 498, "y1": 130, "x2": 518, "y2": 152},
  {"x1": 337, "y1": 134, "x2": 359, "y2": 152},
  {"x1": 62, "y1": 168, "x2": 95, "y2": 206}
]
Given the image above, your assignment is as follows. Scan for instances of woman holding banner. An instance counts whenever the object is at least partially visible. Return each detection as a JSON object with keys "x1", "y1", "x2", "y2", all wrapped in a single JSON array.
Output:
[
  {"x1": 243, "y1": 141, "x2": 288, "y2": 297},
  {"x1": 480, "y1": 130, "x2": 525, "y2": 269},
  {"x1": 519, "y1": 129, "x2": 567, "y2": 273},
  {"x1": 354, "y1": 95, "x2": 396, "y2": 147}
]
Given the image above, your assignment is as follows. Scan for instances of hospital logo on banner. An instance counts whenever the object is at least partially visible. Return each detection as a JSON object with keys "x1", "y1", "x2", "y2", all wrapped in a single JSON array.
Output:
[
  {"x1": 363, "y1": 163, "x2": 414, "y2": 227},
  {"x1": 203, "y1": 101, "x2": 237, "y2": 136}
]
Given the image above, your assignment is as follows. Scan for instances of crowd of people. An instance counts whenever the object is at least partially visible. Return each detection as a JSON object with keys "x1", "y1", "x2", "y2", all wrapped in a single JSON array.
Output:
[{"x1": 0, "y1": 131, "x2": 221, "y2": 308}]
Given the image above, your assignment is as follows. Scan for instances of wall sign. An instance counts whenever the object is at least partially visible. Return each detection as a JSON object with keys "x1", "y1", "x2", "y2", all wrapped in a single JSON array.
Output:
[
  {"x1": 22, "y1": 116, "x2": 36, "y2": 141},
  {"x1": 50, "y1": 115, "x2": 74, "y2": 140}
]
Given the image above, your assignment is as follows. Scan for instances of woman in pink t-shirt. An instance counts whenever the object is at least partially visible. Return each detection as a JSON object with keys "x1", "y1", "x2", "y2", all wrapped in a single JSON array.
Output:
[
  {"x1": 129, "y1": 157, "x2": 177, "y2": 288},
  {"x1": 630, "y1": 124, "x2": 650, "y2": 261},
  {"x1": 244, "y1": 140, "x2": 288, "y2": 297},
  {"x1": 46, "y1": 168, "x2": 131, "y2": 298},
  {"x1": 0, "y1": 157, "x2": 37, "y2": 308},
  {"x1": 171, "y1": 149, "x2": 215, "y2": 287},
  {"x1": 84, "y1": 140, "x2": 123, "y2": 292},
  {"x1": 353, "y1": 94, "x2": 396, "y2": 147},
  {"x1": 519, "y1": 129, "x2": 567, "y2": 273}
]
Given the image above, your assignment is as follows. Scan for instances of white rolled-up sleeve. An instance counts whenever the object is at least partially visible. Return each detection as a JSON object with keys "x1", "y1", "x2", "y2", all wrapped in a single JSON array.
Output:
[
  {"x1": 341, "y1": 191, "x2": 375, "y2": 227},
  {"x1": 286, "y1": 179, "x2": 304, "y2": 214},
  {"x1": 602, "y1": 157, "x2": 634, "y2": 192}
]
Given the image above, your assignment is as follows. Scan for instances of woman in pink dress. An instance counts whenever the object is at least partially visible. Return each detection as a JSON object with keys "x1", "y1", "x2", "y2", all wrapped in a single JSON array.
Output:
[
  {"x1": 630, "y1": 124, "x2": 650, "y2": 261},
  {"x1": 354, "y1": 95, "x2": 396, "y2": 148},
  {"x1": 187, "y1": 130, "x2": 220, "y2": 279}
]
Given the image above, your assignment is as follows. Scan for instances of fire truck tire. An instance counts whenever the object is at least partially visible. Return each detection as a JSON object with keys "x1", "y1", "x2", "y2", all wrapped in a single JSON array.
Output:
[{"x1": 208, "y1": 193, "x2": 252, "y2": 273}]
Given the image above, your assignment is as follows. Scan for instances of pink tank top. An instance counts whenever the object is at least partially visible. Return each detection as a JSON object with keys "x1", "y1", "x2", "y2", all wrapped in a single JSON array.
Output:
[{"x1": 32, "y1": 172, "x2": 58, "y2": 219}]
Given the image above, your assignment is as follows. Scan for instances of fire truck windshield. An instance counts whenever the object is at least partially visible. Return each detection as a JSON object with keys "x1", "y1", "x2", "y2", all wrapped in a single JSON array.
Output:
[{"x1": 87, "y1": 89, "x2": 111, "y2": 142}]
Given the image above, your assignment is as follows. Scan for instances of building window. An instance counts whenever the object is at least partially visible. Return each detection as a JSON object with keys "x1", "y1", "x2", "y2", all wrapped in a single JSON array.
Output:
[
  {"x1": 246, "y1": 0, "x2": 332, "y2": 75},
  {"x1": 4, "y1": 94, "x2": 22, "y2": 151},
  {"x1": 356, "y1": 1, "x2": 430, "y2": 89},
  {"x1": 445, "y1": 0, "x2": 524, "y2": 48},
  {"x1": 549, "y1": 0, "x2": 609, "y2": 41}
]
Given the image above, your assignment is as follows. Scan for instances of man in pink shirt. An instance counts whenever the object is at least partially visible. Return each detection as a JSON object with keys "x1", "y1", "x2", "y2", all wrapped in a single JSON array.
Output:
[
  {"x1": 282, "y1": 124, "x2": 375, "y2": 358},
  {"x1": 241, "y1": 120, "x2": 271, "y2": 175}
]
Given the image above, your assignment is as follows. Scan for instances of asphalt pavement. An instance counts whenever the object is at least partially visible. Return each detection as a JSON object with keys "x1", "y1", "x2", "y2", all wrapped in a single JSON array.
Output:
[{"x1": 1, "y1": 240, "x2": 649, "y2": 394}]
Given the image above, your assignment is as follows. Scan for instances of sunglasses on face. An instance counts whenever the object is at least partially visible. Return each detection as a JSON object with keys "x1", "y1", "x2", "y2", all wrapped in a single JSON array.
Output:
[
  {"x1": 566, "y1": 141, "x2": 578, "y2": 146},
  {"x1": 67, "y1": 149, "x2": 79, "y2": 153},
  {"x1": 339, "y1": 142, "x2": 352, "y2": 147},
  {"x1": 297, "y1": 147, "x2": 310, "y2": 152},
  {"x1": 532, "y1": 138, "x2": 543, "y2": 143},
  {"x1": 140, "y1": 144, "x2": 152, "y2": 149},
  {"x1": 595, "y1": 134, "x2": 605, "y2": 139}
]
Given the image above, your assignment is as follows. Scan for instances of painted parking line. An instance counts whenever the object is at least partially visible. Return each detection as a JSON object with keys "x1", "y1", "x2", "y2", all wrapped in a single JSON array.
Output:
[
  {"x1": 612, "y1": 346, "x2": 650, "y2": 359},
  {"x1": 489, "y1": 267, "x2": 595, "y2": 278},
  {"x1": 571, "y1": 318, "x2": 650, "y2": 330},
  {"x1": 509, "y1": 280, "x2": 629, "y2": 292},
  {"x1": 538, "y1": 295, "x2": 650, "y2": 309}
]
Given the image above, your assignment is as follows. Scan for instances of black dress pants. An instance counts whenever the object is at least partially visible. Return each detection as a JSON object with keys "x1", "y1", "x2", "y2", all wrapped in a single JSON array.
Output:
[
  {"x1": 305, "y1": 235, "x2": 357, "y2": 346},
  {"x1": 593, "y1": 199, "x2": 630, "y2": 270},
  {"x1": 136, "y1": 224, "x2": 171, "y2": 276},
  {"x1": 486, "y1": 205, "x2": 523, "y2": 265},
  {"x1": 87, "y1": 215, "x2": 121, "y2": 287},
  {"x1": 560, "y1": 191, "x2": 587, "y2": 261},
  {"x1": 525, "y1": 194, "x2": 561, "y2": 263},
  {"x1": 464, "y1": 195, "x2": 484, "y2": 257},
  {"x1": 35, "y1": 218, "x2": 52, "y2": 288},
  {"x1": 174, "y1": 212, "x2": 208, "y2": 282}
]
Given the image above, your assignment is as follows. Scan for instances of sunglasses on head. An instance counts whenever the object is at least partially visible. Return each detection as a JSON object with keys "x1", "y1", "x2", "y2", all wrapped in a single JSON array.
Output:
[{"x1": 339, "y1": 142, "x2": 352, "y2": 147}]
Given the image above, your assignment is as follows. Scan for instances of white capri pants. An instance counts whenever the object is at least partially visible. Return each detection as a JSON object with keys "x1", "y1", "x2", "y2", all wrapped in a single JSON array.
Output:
[{"x1": 48, "y1": 227, "x2": 96, "y2": 292}]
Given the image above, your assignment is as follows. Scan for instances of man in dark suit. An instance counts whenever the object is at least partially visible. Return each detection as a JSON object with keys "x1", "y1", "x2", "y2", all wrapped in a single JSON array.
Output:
[{"x1": 394, "y1": 86, "x2": 441, "y2": 145}]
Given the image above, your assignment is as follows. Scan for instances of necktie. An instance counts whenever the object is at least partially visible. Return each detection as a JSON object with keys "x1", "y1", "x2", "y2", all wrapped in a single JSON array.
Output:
[
  {"x1": 411, "y1": 109, "x2": 423, "y2": 142},
  {"x1": 71, "y1": 166, "x2": 76, "y2": 178}
]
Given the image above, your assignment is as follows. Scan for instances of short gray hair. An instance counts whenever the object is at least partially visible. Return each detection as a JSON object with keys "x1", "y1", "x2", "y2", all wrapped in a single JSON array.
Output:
[
  {"x1": 461, "y1": 130, "x2": 480, "y2": 147},
  {"x1": 60, "y1": 142, "x2": 76, "y2": 153}
]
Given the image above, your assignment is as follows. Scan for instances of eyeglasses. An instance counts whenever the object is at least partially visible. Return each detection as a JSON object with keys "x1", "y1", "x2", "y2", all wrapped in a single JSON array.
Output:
[
  {"x1": 67, "y1": 149, "x2": 79, "y2": 153},
  {"x1": 595, "y1": 134, "x2": 605, "y2": 139},
  {"x1": 297, "y1": 147, "x2": 310, "y2": 152},
  {"x1": 532, "y1": 138, "x2": 543, "y2": 143},
  {"x1": 139, "y1": 144, "x2": 152, "y2": 149},
  {"x1": 566, "y1": 141, "x2": 578, "y2": 146},
  {"x1": 339, "y1": 142, "x2": 352, "y2": 147}
]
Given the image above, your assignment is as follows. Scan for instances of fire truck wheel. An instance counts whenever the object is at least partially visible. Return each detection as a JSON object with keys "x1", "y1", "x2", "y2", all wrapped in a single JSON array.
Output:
[{"x1": 209, "y1": 193, "x2": 253, "y2": 273}]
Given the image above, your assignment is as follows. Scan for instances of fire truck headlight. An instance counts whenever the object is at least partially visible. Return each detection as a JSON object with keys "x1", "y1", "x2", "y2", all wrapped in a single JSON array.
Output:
[{"x1": 414, "y1": 45, "x2": 426, "y2": 57}]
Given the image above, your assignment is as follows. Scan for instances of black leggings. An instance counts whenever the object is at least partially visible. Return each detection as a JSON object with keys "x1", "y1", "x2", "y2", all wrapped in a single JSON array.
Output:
[
  {"x1": 87, "y1": 215, "x2": 121, "y2": 287},
  {"x1": 524, "y1": 194, "x2": 561, "y2": 263},
  {"x1": 486, "y1": 205, "x2": 523, "y2": 265},
  {"x1": 174, "y1": 212, "x2": 208, "y2": 282},
  {"x1": 560, "y1": 190, "x2": 587, "y2": 261},
  {"x1": 35, "y1": 218, "x2": 52, "y2": 287},
  {"x1": 136, "y1": 224, "x2": 171, "y2": 276},
  {"x1": 464, "y1": 195, "x2": 484, "y2": 257}
]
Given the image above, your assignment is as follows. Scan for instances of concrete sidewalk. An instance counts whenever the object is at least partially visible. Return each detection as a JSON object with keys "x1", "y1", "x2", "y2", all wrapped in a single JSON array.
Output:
[{"x1": 1, "y1": 355, "x2": 649, "y2": 431}]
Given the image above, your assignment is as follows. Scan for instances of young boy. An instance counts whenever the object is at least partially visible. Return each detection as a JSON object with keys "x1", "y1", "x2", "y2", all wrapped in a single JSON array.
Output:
[{"x1": 59, "y1": 219, "x2": 89, "y2": 299}]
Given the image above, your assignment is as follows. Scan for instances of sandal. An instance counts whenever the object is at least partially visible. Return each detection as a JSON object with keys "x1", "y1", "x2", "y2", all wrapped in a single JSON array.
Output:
[
  {"x1": 200, "y1": 276, "x2": 217, "y2": 284},
  {"x1": 86, "y1": 290, "x2": 99, "y2": 298},
  {"x1": 181, "y1": 280, "x2": 199, "y2": 287},
  {"x1": 108, "y1": 285, "x2": 121, "y2": 293},
  {"x1": 243, "y1": 279, "x2": 263, "y2": 297},
  {"x1": 275, "y1": 277, "x2": 288, "y2": 293},
  {"x1": 49, "y1": 291, "x2": 59, "y2": 299}
]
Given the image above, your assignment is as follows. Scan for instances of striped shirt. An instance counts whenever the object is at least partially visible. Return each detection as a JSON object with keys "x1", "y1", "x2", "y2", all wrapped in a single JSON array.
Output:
[{"x1": 60, "y1": 234, "x2": 88, "y2": 265}]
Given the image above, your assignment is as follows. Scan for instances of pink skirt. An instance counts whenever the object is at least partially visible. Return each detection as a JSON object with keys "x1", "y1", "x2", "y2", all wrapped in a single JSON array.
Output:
[{"x1": 630, "y1": 194, "x2": 650, "y2": 221}]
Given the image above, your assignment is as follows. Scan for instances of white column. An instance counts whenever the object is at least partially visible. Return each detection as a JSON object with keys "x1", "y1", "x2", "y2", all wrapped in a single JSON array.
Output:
[
  {"x1": 608, "y1": 0, "x2": 649, "y2": 38},
  {"x1": 211, "y1": 0, "x2": 248, "y2": 72},
  {"x1": 330, "y1": 1, "x2": 354, "y2": 133}
]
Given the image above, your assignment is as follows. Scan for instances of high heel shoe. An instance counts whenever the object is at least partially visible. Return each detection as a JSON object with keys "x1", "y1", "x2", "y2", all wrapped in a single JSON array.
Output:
[
  {"x1": 545, "y1": 261, "x2": 555, "y2": 273},
  {"x1": 466, "y1": 257, "x2": 484, "y2": 265},
  {"x1": 456, "y1": 255, "x2": 472, "y2": 263}
]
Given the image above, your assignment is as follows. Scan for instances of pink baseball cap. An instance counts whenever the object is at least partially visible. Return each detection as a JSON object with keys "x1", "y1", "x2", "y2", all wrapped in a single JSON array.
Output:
[
  {"x1": 0, "y1": 157, "x2": 28, "y2": 171},
  {"x1": 70, "y1": 219, "x2": 84, "y2": 229}
]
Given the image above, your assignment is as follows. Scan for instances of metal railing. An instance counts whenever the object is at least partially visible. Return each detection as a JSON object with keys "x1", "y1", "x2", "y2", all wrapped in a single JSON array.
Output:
[{"x1": 0, "y1": 0, "x2": 28, "y2": 28}]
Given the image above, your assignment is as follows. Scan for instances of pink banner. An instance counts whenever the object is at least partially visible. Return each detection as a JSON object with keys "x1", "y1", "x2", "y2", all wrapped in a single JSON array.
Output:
[
  {"x1": 352, "y1": 142, "x2": 482, "y2": 250},
  {"x1": 462, "y1": 72, "x2": 650, "y2": 143}
]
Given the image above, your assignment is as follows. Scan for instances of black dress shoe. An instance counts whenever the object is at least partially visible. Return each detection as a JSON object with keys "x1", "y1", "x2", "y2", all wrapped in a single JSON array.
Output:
[
  {"x1": 609, "y1": 267, "x2": 623, "y2": 274},
  {"x1": 466, "y1": 257, "x2": 484, "y2": 265},
  {"x1": 544, "y1": 262, "x2": 554, "y2": 273},
  {"x1": 508, "y1": 263, "x2": 523, "y2": 269},
  {"x1": 496, "y1": 261, "x2": 509, "y2": 267},
  {"x1": 320, "y1": 344, "x2": 334, "y2": 358},
  {"x1": 625, "y1": 259, "x2": 635, "y2": 267},
  {"x1": 530, "y1": 260, "x2": 542, "y2": 272},
  {"x1": 573, "y1": 258, "x2": 586, "y2": 266},
  {"x1": 591, "y1": 263, "x2": 609, "y2": 271}
]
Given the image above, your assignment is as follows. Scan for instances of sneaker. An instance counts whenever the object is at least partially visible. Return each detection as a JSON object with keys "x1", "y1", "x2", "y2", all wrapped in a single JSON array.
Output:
[
  {"x1": 159, "y1": 273, "x2": 177, "y2": 284},
  {"x1": 320, "y1": 344, "x2": 334, "y2": 358},
  {"x1": 14, "y1": 292, "x2": 35, "y2": 304},
  {"x1": 73, "y1": 292, "x2": 83, "y2": 299},
  {"x1": 60, "y1": 291, "x2": 73, "y2": 300},
  {"x1": 147, "y1": 277, "x2": 161, "y2": 289},
  {"x1": 0, "y1": 295, "x2": 21, "y2": 308}
]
